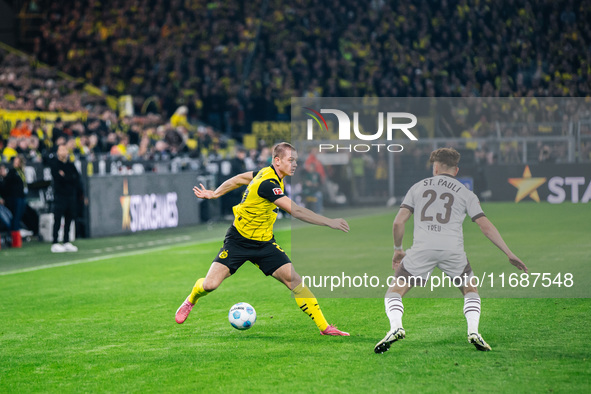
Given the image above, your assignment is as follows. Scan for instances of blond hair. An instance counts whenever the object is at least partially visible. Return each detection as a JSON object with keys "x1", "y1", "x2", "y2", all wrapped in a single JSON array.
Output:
[{"x1": 272, "y1": 142, "x2": 296, "y2": 158}]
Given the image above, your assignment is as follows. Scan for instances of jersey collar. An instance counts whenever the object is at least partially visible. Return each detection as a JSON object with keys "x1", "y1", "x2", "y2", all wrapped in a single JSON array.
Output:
[
  {"x1": 270, "y1": 165, "x2": 283, "y2": 181},
  {"x1": 439, "y1": 173, "x2": 456, "y2": 179}
]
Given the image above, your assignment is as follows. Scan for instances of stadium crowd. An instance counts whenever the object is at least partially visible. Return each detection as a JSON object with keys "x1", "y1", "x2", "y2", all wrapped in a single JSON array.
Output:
[
  {"x1": 27, "y1": 0, "x2": 591, "y2": 133},
  {"x1": 0, "y1": 0, "x2": 588, "y2": 167},
  {"x1": 0, "y1": 45, "x2": 236, "y2": 163},
  {"x1": 1, "y1": 1, "x2": 589, "y2": 131}
]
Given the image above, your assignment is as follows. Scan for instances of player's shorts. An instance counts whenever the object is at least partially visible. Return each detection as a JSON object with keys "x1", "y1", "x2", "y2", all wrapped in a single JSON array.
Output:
[
  {"x1": 397, "y1": 248, "x2": 473, "y2": 287},
  {"x1": 213, "y1": 225, "x2": 291, "y2": 276}
]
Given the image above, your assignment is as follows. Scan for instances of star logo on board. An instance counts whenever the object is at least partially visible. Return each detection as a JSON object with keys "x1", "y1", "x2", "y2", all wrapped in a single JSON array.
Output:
[{"x1": 508, "y1": 166, "x2": 547, "y2": 203}]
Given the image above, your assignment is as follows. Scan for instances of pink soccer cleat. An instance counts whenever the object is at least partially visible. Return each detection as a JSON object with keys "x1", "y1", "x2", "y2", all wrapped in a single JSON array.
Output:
[
  {"x1": 320, "y1": 325, "x2": 350, "y2": 336},
  {"x1": 175, "y1": 297, "x2": 195, "y2": 324}
]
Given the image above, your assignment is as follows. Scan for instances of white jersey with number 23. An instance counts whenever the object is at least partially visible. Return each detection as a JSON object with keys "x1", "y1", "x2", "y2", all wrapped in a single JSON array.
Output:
[{"x1": 400, "y1": 174, "x2": 485, "y2": 251}]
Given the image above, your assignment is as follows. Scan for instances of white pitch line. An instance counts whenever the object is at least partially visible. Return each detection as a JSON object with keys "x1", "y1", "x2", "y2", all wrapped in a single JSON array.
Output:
[{"x1": 0, "y1": 236, "x2": 223, "y2": 276}]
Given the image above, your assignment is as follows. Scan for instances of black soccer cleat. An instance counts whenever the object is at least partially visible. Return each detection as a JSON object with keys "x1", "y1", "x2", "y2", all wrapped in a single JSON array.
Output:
[
  {"x1": 374, "y1": 328, "x2": 406, "y2": 354},
  {"x1": 468, "y1": 332, "x2": 492, "y2": 351}
]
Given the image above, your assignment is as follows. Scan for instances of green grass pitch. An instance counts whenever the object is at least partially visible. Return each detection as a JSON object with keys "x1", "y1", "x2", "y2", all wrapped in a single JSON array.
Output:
[{"x1": 0, "y1": 202, "x2": 589, "y2": 392}]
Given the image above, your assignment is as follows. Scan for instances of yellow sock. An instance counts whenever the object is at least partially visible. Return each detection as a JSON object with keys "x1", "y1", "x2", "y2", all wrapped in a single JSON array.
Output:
[
  {"x1": 188, "y1": 278, "x2": 210, "y2": 304},
  {"x1": 293, "y1": 283, "x2": 329, "y2": 331}
]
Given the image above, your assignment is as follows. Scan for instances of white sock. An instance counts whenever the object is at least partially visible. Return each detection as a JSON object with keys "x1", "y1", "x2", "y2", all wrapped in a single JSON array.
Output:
[
  {"x1": 385, "y1": 292, "x2": 404, "y2": 331},
  {"x1": 463, "y1": 292, "x2": 481, "y2": 334}
]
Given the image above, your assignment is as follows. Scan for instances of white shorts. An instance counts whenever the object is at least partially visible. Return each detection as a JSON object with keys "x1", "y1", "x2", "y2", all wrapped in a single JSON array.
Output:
[{"x1": 400, "y1": 248, "x2": 473, "y2": 282}]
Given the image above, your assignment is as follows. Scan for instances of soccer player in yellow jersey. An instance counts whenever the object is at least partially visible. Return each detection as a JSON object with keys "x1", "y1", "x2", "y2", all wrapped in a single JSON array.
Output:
[{"x1": 175, "y1": 142, "x2": 351, "y2": 336}]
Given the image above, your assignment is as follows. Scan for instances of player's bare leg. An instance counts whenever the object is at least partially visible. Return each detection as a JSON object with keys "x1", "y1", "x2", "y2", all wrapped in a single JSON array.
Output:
[
  {"x1": 375, "y1": 280, "x2": 412, "y2": 354},
  {"x1": 271, "y1": 263, "x2": 301, "y2": 291},
  {"x1": 459, "y1": 280, "x2": 491, "y2": 351},
  {"x1": 175, "y1": 263, "x2": 231, "y2": 324},
  {"x1": 202, "y1": 262, "x2": 232, "y2": 291},
  {"x1": 272, "y1": 263, "x2": 349, "y2": 336}
]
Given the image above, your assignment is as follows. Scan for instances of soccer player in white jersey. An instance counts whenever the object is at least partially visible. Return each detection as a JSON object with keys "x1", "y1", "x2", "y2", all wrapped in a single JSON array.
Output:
[{"x1": 374, "y1": 147, "x2": 528, "y2": 353}]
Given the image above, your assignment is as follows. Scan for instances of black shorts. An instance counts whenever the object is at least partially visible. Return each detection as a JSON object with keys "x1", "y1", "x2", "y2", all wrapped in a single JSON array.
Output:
[{"x1": 213, "y1": 225, "x2": 291, "y2": 276}]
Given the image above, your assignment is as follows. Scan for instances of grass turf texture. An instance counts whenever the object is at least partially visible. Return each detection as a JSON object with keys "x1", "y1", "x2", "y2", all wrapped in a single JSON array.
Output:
[{"x1": 0, "y1": 202, "x2": 589, "y2": 392}]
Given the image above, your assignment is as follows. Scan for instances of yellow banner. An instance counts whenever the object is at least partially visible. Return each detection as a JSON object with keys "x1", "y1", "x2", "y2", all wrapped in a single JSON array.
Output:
[
  {"x1": 0, "y1": 110, "x2": 88, "y2": 138},
  {"x1": 0, "y1": 109, "x2": 87, "y2": 123},
  {"x1": 118, "y1": 95, "x2": 134, "y2": 118},
  {"x1": 251, "y1": 121, "x2": 291, "y2": 145},
  {"x1": 252, "y1": 120, "x2": 339, "y2": 146}
]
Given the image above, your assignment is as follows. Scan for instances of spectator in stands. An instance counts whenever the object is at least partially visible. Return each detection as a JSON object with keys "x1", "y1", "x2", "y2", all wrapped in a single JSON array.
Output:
[
  {"x1": 0, "y1": 163, "x2": 6, "y2": 200},
  {"x1": 164, "y1": 125, "x2": 186, "y2": 155},
  {"x1": 538, "y1": 144, "x2": 554, "y2": 163},
  {"x1": 104, "y1": 132, "x2": 119, "y2": 155},
  {"x1": 74, "y1": 135, "x2": 91, "y2": 159},
  {"x1": 499, "y1": 129, "x2": 521, "y2": 164},
  {"x1": 257, "y1": 146, "x2": 272, "y2": 167},
  {"x1": 304, "y1": 148, "x2": 326, "y2": 183},
  {"x1": 16, "y1": 138, "x2": 30, "y2": 155},
  {"x1": 10, "y1": 120, "x2": 31, "y2": 138},
  {"x1": 581, "y1": 142, "x2": 591, "y2": 162},
  {"x1": 374, "y1": 155, "x2": 388, "y2": 198},
  {"x1": 301, "y1": 161, "x2": 323, "y2": 214},
  {"x1": 51, "y1": 136, "x2": 66, "y2": 155},
  {"x1": 244, "y1": 149, "x2": 258, "y2": 171},
  {"x1": 32, "y1": 117, "x2": 51, "y2": 155},
  {"x1": 2, "y1": 138, "x2": 19, "y2": 162},
  {"x1": 87, "y1": 133, "x2": 102, "y2": 158},
  {"x1": 110, "y1": 134, "x2": 131, "y2": 160},
  {"x1": 4, "y1": 155, "x2": 28, "y2": 248},
  {"x1": 137, "y1": 133, "x2": 152, "y2": 159},
  {"x1": 152, "y1": 140, "x2": 172, "y2": 161},
  {"x1": 23, "y1": 137, "x2": 42, "y2": 163},
  {"x1": 65, "y1": 138, "x2": 78, "y2": 160},
  {"x1": 0, "y1": 164, "x2": 12, "y2": 232},
  {"x1": 50, "y1": 144, "x2": 81, "y2": 253},
  {"x1": 51, "y1": 117, "x2": 65, "y2": 145},
  {"x1": 170, "y1": 106, "x2": 191, "y2": 129}
]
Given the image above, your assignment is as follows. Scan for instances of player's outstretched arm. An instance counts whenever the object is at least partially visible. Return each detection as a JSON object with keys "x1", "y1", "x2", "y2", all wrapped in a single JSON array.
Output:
[
  {"x1": 274, "y1": 196, "x2": 349, "y2": 233},
  {"x1": 474, "y1": 216, "x2": 528, "y2": 273},
  {"x1": 392, "y1": 207, "x2": 412, "y2": 268},
  {"x1": 193, "y1": 171, "x2": 254, "y2": 200}
]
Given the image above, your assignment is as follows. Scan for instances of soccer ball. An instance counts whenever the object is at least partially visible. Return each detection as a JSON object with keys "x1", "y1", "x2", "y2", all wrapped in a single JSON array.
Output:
[{"x1": 228, "y1": 302, "x2": 257, "y2": 330}]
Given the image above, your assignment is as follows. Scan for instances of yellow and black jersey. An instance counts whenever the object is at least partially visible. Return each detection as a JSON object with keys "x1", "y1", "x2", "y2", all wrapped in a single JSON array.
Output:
[{"x1": 233, "y1": 166, "x2": 285, "y2": 241}]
